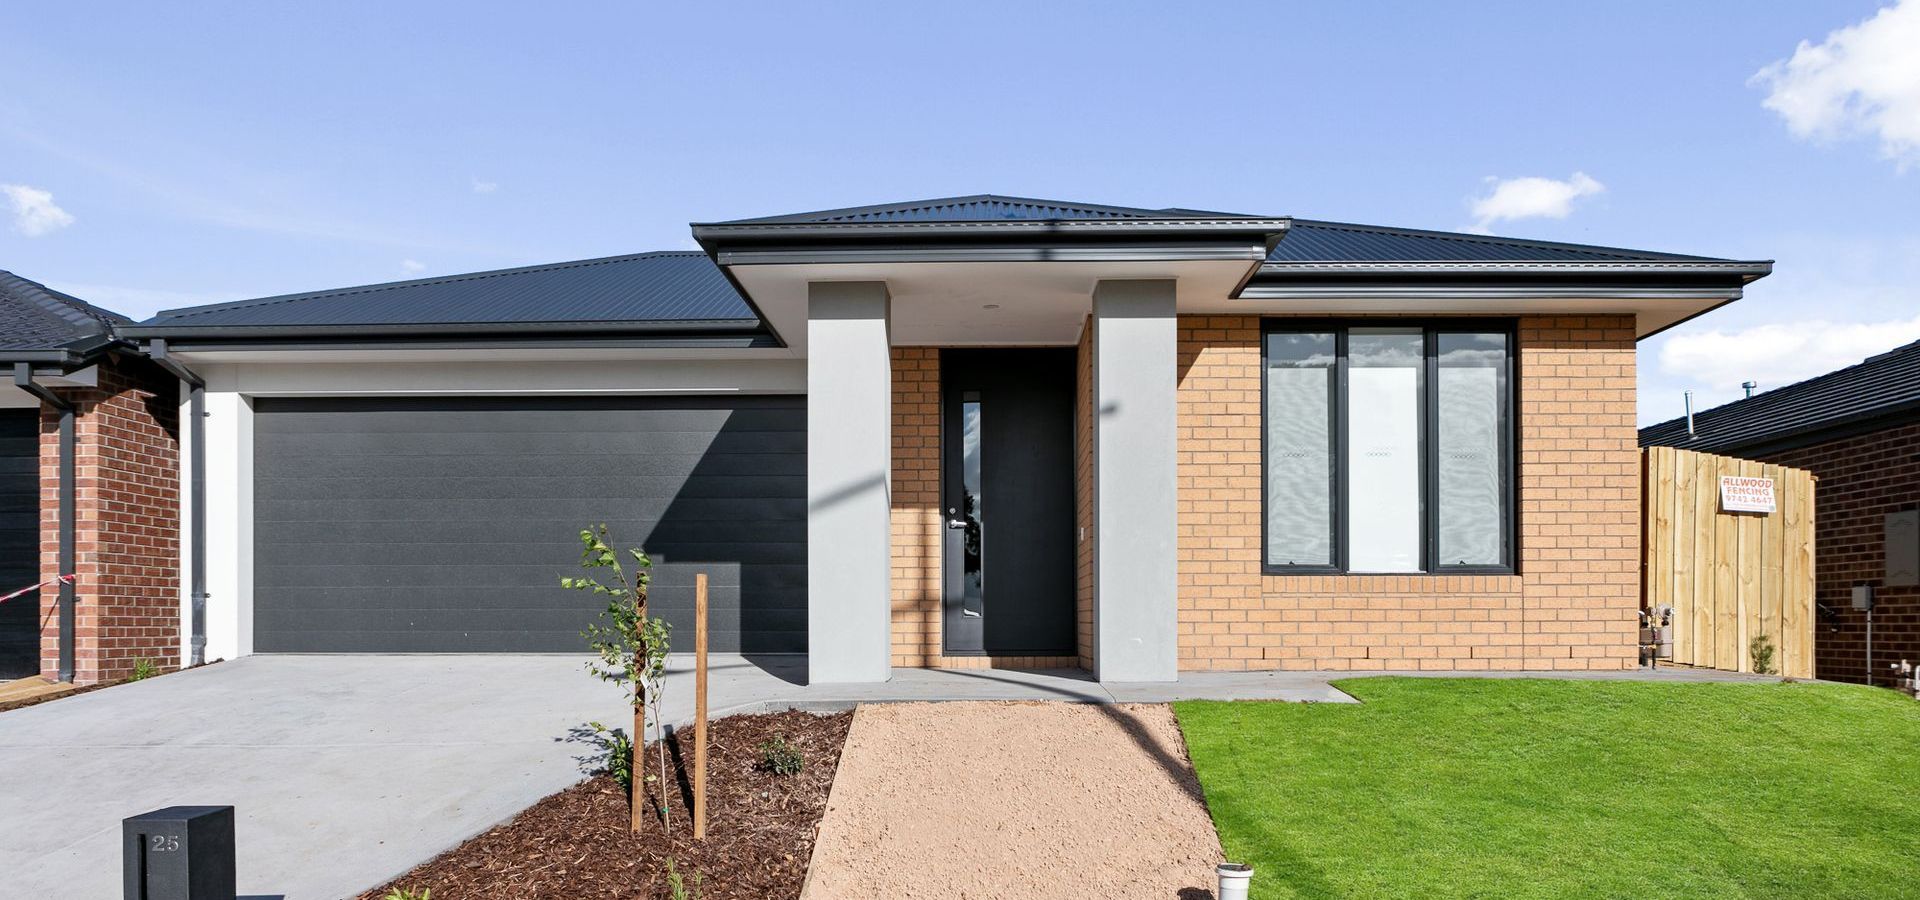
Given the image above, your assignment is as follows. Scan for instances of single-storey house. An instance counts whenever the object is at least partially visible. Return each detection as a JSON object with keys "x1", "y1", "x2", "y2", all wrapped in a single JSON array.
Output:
[
  {"x1": 1642, "y1": 339, "x2": 1920, "y2": 686},
  {"x1": 7, "y1": 195, "x2": 1771, "y2": 684}
]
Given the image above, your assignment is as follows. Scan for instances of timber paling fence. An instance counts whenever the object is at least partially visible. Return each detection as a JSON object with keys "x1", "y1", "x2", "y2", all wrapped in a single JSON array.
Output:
[{"x1": 1642, "y1": 445, "x2": 1816, "y2": 678}]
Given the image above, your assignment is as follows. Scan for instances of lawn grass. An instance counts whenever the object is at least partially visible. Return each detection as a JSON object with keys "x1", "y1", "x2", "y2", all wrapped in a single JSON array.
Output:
[{"x1": 1177, "y1": 678, "x2": 1920, "y2": 899}]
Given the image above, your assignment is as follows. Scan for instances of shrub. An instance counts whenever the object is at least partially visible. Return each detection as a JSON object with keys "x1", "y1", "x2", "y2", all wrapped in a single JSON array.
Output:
[
  {"x1": 383, "y1": 888, "x2": 430, "y2": 900},
  {"x1": 1750, "y1": 634, "x2": 1778, "y2": 676},
  {"x1": 759, "y1": 735, "x2": 804, "y2": 776},
  {"x1": 667, "y1": 857, "x2": 704, "y2": 900},
  {"x1": 586, "y1": 721, "x2": 635, "y2": 792},
  {"x1": 129, "y1": 658, "x2": 158, "y2": 681}
]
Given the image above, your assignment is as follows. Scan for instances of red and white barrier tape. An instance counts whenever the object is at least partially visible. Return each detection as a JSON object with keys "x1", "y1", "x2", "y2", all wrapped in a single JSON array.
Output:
[{"x1": 0, "y1": 574, "x2": 75, "y2": 605}]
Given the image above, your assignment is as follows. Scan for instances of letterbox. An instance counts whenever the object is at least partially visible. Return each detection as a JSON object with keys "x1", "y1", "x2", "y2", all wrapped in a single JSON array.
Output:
[{"x1": 123, "y1": 805, "x2": 235, "y2": 900}]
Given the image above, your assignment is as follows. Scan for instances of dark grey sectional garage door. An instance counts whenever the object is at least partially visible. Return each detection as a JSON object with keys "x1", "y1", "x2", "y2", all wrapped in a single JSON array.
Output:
[
  {"x1": 0, "y1": 409, "x2": 40, "y2": 678},
  {"x1": 253, "y1": 396, "x2": 805, "y2": 654}
]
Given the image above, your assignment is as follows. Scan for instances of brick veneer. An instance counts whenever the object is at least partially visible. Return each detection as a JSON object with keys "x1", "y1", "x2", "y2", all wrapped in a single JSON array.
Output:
[
  {"x1": 1751, "y1": 421, "x2": 1920, "y2": 685},
  {"x1": 39, "y1": 355, "x2": 181, "y2": 683},
  {"x1": 1175, "y1": 315, "x2": 1640, "y2": 671},
  {"x1": 1074, "y1": 321, "x2": 1095, "y2": 669}
]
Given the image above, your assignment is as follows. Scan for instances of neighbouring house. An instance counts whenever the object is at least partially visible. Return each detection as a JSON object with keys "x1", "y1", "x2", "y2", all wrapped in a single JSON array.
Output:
[
  {"x1": 9, "y1": 195, "x2": 1771, "y2": 685},
  {"x1": 0, "y1": 272, "x2": 180, "y2": 684},
  {"x1": 1642, "y1": 339, "x2": 1920, "y2": 686}
]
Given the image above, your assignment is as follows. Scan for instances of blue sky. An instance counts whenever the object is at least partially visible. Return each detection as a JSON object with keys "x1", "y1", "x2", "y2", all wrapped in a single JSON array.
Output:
[{"x1": 2, "y1": 1, "x2": 1916, "y2": 424}]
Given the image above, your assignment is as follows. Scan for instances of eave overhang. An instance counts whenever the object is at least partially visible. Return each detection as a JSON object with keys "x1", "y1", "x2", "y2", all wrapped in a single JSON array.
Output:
[
  {"x1": 117, "y1": 318, "x2": 777, "y2": 353},
  {"x1": 692, "y1": 217, "x2": 1293, "y2": 267}
]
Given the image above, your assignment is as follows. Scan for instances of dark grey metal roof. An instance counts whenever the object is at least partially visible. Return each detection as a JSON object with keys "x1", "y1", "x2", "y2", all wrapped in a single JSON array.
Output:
[
  {"x1": 132, "y1": 251, "x2": 758, "y2": 334},
  {"x1": 1270, "y1": 220, "x2": 1724, "y2": 263},
  {"x1": 715, "y1": 194, "x2": 1262, "y2": 225},
  {"x1": 1640, "y1": 339, "x2": 1920, "y2": 454},
  {"x1": 0, "y1": 270, "x2": 129, "y2": 358}
]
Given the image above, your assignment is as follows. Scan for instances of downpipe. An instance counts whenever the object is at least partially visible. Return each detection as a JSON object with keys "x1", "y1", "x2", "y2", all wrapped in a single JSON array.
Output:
[{"x1": 149, "y1": 341, "x2": 209, "y2": 666}]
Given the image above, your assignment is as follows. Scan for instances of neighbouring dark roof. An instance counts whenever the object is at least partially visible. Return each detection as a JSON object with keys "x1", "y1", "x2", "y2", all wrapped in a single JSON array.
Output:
[
  {"x1": 130, "y1": 251, "x2": 761, "y2": 337},
  {"x1": 714, "y1": 194, "x2": 1263, "y2": 225},
  {"x1": 1640, "y1": 339, "x2": 1920, "y2": 454},
  {"x1": 1270, "y1": 220, "x2": 1725, "y2": 264},
  {"x1": 0, "y1": 270, "x2": 129, "y2": 358}
]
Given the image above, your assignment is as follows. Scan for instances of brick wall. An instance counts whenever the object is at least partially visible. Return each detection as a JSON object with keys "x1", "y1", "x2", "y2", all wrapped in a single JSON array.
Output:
[
  {"x1": 1175, "y1": 314, "x2": 1639, "y2": 671},
  {"x1": 40, "y1": 354, "x2": 181, "y2": 683},
  {"x1": 1754, "y1": 421, "x2": 1920, "y2": 685}
]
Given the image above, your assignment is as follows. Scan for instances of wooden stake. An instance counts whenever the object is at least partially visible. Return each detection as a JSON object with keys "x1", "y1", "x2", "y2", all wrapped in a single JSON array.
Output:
[
  {"x1": 694, "y1": 572, "x2": 709, "y2": 840},
  {"x1": 632, "y1": 698, "x2": 645, "y2": 833}
]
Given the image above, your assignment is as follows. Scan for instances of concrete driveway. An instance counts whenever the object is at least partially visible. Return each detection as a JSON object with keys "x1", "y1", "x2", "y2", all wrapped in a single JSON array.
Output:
[{"x1": 0, "y1": 654, "x2": 803, "y2": 899}]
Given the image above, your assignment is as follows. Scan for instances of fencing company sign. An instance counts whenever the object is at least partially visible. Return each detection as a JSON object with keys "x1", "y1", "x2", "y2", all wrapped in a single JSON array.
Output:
[{"x1": 1719, "y1": 476, "x2": 1776, "y2": 514}]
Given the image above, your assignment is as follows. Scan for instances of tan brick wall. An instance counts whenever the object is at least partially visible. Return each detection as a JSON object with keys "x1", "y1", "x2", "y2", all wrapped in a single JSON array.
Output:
[
  {"x1": 1176, "y1": 314, "x2": 1639, "y2": 672},
  {"x1": 40, "y1": 355, "x2": 181, "y2": 684}
]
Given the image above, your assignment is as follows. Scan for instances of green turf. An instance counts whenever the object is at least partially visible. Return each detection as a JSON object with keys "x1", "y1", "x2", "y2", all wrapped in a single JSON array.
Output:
[{"x1": 1176, "y1": 678, "x2": 1920, "y2": 899}]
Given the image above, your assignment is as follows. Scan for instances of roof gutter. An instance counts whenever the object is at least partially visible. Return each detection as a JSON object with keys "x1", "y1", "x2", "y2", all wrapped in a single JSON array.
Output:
[
  {"x1": 119, "y1": 318, "x2": 768, "y2": 340},
  {"x1": 147, "y1": 341, "x2": 209, "y2": 667},
  {"x1": 13, "y1": 363, "x2": 76, "y2": 682}
]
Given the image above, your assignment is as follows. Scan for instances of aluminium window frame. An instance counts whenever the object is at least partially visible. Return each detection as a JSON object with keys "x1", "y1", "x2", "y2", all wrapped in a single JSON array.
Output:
[{"x1": 1259, "y1": 318, "x2": 1518, "y2": 577}]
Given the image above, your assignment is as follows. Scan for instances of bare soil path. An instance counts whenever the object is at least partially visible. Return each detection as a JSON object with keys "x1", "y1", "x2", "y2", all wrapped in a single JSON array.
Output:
[{"x1": 802, "y1": 701, "x2": 1222, "y2": 900}]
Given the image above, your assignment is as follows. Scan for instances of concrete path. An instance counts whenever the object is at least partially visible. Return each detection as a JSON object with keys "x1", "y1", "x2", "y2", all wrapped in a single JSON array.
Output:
[{"x1": 0, "y1": 654, "x2": 1774, "y2": 898}]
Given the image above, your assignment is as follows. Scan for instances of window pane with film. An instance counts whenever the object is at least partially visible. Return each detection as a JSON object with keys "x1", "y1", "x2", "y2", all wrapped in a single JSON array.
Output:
[
  {"x1": 1437, "y1": 332, "x2": 1507, "y2": 566},
  {"x1": 1346, "y1": 329, "x2": 1424, "y2": 572},
  {"x1": 1264, "y1": 331, "x2": 1335, "y2": 567}
]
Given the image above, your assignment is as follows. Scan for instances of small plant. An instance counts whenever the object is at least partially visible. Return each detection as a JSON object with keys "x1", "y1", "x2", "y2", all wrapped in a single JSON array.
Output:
[
  {"x1": 759, "y1": 735, "x2": 805, "y2": 776},
  {"x1": 1750, "y1": 633, "x2": 1778, "y2": 676},
  {"x1": 129, "y1": 658, "x2": 158, "y2": 681},
  {"x1": 586, "y1": 721, "x2": 634, "y2": 792},
  {"x1": 563, "y1": 524, "x2": 671, "y2": 831},
  {"x1": 382, "y1": 888, "x2": 430, "y2": 900},
  {"x1": 666, "y1": 857, "x2": 704, "y2": 900}
]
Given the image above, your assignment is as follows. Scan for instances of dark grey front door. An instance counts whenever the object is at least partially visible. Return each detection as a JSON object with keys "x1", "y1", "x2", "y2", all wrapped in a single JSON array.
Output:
[
  {"x1": 252, "y1": 396, "x2": 805, "y2": 654},
  {"x1": 0, "y1": 409, "x2": 39, "y2": 677},
  {"x1": 940, "y1": 349, "x2": 1075, "y2": 656}
]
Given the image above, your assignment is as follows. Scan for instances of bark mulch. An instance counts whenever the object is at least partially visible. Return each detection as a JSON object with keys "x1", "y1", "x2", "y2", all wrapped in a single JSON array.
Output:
[{"x1": 361, "y1": 709, "x2": 853, "y2": 900}]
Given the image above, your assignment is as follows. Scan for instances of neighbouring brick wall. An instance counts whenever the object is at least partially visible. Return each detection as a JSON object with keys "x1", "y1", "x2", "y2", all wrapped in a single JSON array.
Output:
[
  {"x1": 1175, "y1": 314, "x2": 1639, "y2": 672},
  {"x1": 1754, "y1": 421, "x2": 1920, "y2": 685},
  {"x1": 1075, "y1": 320, "x2": 1095, "y2": 669},
  {"x1": 890, "y1": 347, "x2": 942, "y2": 667},
  {"x1": 40, "y1": 354, "x2": 181, "y2": 684}
]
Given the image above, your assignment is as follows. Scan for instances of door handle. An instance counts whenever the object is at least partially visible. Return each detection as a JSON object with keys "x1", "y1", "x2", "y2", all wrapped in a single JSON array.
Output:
[{"x1": 945, "y1": 507, "x2": 969, "y2": 530}]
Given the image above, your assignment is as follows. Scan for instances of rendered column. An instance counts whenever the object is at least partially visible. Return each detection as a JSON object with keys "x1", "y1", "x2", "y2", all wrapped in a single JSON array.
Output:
[
  {"x1": 1092, "y1": 279, "x2": 1180, "y2": 682},
  {"x1": 806, "y1": 282, "x2": 893, "y2": 683}
]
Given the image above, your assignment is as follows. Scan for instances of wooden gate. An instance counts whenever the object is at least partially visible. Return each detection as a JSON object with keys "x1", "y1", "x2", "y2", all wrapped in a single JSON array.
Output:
[{"x1": 1642, "y1": 446, "x2": 1816, "y2": 678}]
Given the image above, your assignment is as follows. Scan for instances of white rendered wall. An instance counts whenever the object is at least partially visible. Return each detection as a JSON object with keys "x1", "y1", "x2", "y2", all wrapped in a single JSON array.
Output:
[
  {"x1": 1092, "y1": 280, "x2": 1180, "y2": 682},
  {"x1": 803, "y1": 282, "x2": 894, "y2": 683}
]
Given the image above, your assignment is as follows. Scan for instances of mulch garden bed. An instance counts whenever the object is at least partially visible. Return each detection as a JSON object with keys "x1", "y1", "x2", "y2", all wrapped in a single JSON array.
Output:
[{"x1": 361, "y1": 709, "x2": 854, "y2": 900}]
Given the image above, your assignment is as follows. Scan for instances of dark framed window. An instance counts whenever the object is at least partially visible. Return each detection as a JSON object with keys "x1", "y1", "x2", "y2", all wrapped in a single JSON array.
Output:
[{"x1": 1261, "y1": 320, "x2": 1515, "y2": 575}]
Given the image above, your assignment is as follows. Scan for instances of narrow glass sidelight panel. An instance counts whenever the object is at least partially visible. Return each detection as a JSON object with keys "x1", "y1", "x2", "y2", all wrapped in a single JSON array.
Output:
[
  {"x1": 1347, "y1": 329, "x2": 1423, "y2": 572},
  {"x1": 1437, "y1": 332, "x2": 1507, "y2": 566},
  {"x1": 1265, "y1": 332, "x2": 1335, "y2": 567},
  {"x1": 960, "y1": 394, "x2": 984, "y2": 617}
]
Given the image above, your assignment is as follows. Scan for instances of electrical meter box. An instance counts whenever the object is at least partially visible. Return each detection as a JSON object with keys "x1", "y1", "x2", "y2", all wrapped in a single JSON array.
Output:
[{"x1": 123, "y1": 805, "x2": 235, "y2": 900}]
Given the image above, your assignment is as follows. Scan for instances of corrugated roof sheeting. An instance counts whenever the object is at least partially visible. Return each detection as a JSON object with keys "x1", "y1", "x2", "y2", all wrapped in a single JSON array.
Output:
[
  {"x1": 1270, "y1": 220, "x2": 1720, "y2": 263},
  {"x1": 144, "y1": 251, "x2": 755, "y2": 328},
  {"x1": 0, "y1": 271, "x2": 128, "y2": 351},
  {"x1": 1640, "y1": 340, "x2": 1920, "y2": 452}
]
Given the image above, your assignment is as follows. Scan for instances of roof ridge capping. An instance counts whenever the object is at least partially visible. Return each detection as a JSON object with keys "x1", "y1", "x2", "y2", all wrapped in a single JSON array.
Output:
[
  {"x1": 148, "y1": 250, "x2": 716, "y2": 322},
  {"x1": 704, "y1": 193, "x2": 1276, "y2": 226}
]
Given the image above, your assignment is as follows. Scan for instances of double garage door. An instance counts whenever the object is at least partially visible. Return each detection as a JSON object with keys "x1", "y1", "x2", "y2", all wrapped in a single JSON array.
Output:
[{"x1": 253, "y1": 396, "x2": 806, "y2": 654}]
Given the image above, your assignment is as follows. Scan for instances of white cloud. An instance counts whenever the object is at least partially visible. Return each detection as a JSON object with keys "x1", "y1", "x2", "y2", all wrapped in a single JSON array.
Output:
[
  {"x1": 470, "y1": 177, "x2": 498, "y2": 194},
  {"x1": 400, "y1": 259, "x2": 427, "y2": 274},
  {"x1": 0, "y1": 183, "x2": 76, "y2": 236},
  {"x1": 1753, "y1": 0, "x2": 1920, "y2": 168},
  {"x1": 1658, "y1": 313, "x2": 1920, "y2": 394},
  {"x1": 1467, "y1": 172, "x2": 1603, "y2": 232}
]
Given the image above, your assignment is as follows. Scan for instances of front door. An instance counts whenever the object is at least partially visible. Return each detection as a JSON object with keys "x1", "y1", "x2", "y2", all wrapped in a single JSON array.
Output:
[{"x1": 941, "y1": 349, "x2": 1076, "y2": 657}]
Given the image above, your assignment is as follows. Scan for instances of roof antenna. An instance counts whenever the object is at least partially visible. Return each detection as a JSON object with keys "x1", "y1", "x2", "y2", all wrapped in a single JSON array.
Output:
[
  {"x1": 1684, "y1": 391, "x2": 1696, "y2": 438},
  {"x1": 1742, "y1": 381, "x2": 1757, "y2": 399}
]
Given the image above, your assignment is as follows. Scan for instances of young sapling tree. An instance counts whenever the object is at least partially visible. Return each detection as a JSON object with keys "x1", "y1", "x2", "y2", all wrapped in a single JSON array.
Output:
[{"x1": 563, "y1": 524, "x2": 673, "y2": 831}]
